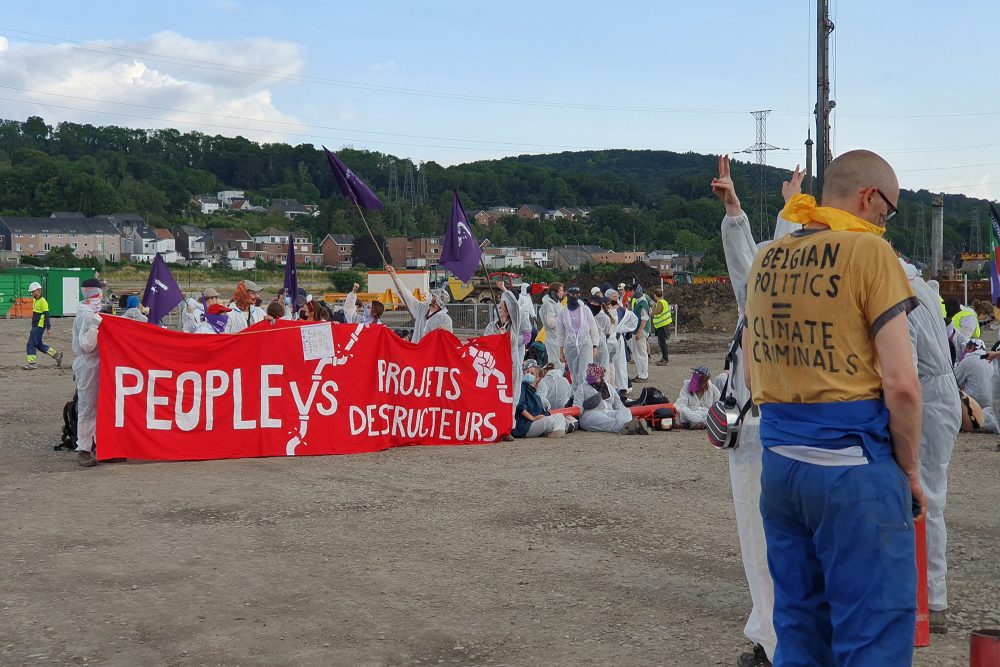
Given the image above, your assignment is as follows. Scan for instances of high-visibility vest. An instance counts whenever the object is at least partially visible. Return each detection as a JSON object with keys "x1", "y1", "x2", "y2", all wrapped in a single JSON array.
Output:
[
  {"x1": 939, "y1": 297, "x2": 946, "y2": 319},
  {"x1": 952, "y1": 308, "x2": 980, "y2": 340},
  {"x1": 652, "y1": 298, "x2": 673, "y2": 329}
]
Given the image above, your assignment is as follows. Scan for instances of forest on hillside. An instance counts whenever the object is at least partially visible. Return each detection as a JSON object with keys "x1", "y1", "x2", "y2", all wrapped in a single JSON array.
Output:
[{"x1": 0, "y1": 116, "x2": 992, "y2": 273}]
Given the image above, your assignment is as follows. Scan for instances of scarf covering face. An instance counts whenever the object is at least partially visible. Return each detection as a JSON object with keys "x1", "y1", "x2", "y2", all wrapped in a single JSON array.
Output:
[
  {"x1": 205, "y1": 303, "x2": 231, "y2": 333},
  {"x1": 688, "y1": 372, "x2": 702, "y2": 393},
  {"x1": 586, "y1": 363, "x2": 604, "y2": 385},
  {"x1": 81, "y1": 287, "x2": 103, "y2": 312},
  {"x1": 233, "y1": 282, "x2": 255, "y2": 310},
  {"x1": 781, "y1": 193, "x2": 886, "y2": 237}
]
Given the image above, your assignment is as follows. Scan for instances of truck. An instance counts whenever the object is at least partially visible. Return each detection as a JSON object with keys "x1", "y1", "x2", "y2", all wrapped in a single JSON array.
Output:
[{"x1": 445, "y1": 272, "x2": 523, "y2": 303}]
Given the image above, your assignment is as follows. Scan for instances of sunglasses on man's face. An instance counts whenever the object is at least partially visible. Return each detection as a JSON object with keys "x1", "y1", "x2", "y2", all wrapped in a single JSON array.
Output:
[{"x1": 875, "y1": 189, "x2": 897, "y2": 222}]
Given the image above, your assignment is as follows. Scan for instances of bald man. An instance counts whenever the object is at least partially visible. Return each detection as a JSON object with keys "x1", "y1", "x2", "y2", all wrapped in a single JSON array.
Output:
[{"x1": 744, "y1": 150, "x2": 924, "y2": 665}]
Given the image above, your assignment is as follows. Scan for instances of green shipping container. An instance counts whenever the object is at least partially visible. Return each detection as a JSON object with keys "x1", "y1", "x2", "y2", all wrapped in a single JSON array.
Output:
[{"x1": 2, "y1": 266, "x2": 97, "y2": 316}]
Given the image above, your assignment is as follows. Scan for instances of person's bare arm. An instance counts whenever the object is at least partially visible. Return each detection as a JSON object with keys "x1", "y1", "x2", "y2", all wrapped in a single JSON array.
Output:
[{"x1": 874, "y1": 311, "x2": 926, "y2": 518}]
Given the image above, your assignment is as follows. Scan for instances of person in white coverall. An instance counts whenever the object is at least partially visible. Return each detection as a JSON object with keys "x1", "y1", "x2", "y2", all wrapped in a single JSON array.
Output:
[
  {"x1": 73, "y1": 278, "x2": 105, "y2": 468},
  {"x1": 517, "y1": 283, "x2": 535, "y2": 345},
  {"x1": 608, "y1": 294, "x2": 637, "y2": 393},
  {"x1": 714, "y1": 154, "x2": 800, "y2": 666},
  {"x1": 485, "y1": 284, "x2": 524, "y2": 420},
  {"x1": 572, "y1": 363, "x2": 648, "y2": 435},
  {"x1": 897, "y1": 257, "x2": 963, "y2": 633},
  {"x1": 386, "y1": 265, "x2": 453, "y2": 343},
  {"x1": 675, "y1": 365, "x2": 721, "y2": 429},
  {"x1": 557, "y1": 286, "x2": 600, "y2": 392},
  {"x1": 539, "y1": 283, "x2": 565, "y2": 371}
]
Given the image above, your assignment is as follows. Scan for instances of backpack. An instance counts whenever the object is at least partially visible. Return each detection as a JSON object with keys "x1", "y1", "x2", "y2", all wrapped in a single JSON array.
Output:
[
  {"x1": 56, "y1": 391, "x2": 78, "y2": 451},
  {"x1": 707, "y1": 318, "x2": 753, "y2": 450},
  {"x1": 625, "y1": 386, "x2": 668, "y2": 407}
]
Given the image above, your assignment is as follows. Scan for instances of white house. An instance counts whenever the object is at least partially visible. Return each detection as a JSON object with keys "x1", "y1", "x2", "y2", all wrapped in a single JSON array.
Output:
[
  {"x1": 217, "y1": 190, "x2": 246, "y2": 207},
  {"x1": 194, "y1": 195, "x2": 221, "y2": 214},
  {"x1": 130, "y1": 227, "x2": 158, "y2": 256},
  {"x1": 226, "y1": 250, "x2": 256, "y2": 271}
]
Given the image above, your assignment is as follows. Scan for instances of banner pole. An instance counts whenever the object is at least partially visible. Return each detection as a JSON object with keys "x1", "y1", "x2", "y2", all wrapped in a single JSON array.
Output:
[
  {"x1": 353, "y1": 201, "x2": 388, "y2": 268},
  {"x1": 479, "y1": 255, "x2": 500, "y2": 323}
]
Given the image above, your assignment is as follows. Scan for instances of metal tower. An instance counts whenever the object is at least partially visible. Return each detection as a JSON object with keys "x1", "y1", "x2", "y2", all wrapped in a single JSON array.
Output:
[
  {"x1": 969, "y1": 209, "x2": 983, "y2": 253},
  {"x1": 403, "y1": 161, "x2": 416, "y2": 206},
  {"x1": 387, "y1": 160, "x2": 400, "y2": 208},
  {"x1": 913, "y1": 204, "x2": 928, "y2": 265},
  {"x1": 742, "y1": 110, "x2": 782, "y2": 241},
  {"x1": 417, "y1": 161, "x2": 428, "y2": 204},
  {"x1": 815, "y1": 0, "x2": 835, "y2": 196}
]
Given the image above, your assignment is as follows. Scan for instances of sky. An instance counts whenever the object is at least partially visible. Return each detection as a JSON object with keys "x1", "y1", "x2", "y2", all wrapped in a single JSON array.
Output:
[{"x1": 0, "y1": 0, "x2": 998, "y2": 201}]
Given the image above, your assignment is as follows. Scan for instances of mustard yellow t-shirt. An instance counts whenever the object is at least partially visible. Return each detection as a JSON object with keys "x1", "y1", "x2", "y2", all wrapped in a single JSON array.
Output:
[{"x1": 746, "y1": 229, "x2": 917, "y2": 406}]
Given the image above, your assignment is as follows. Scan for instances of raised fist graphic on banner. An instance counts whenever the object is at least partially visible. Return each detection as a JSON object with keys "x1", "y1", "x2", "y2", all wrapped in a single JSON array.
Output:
[{"x1": 465, "y1": 345, "x2": 513, "y2": 404}]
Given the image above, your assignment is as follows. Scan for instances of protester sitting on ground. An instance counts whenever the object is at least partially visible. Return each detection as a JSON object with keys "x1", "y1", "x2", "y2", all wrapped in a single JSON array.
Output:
[
  {"x1": 228, "y1": 280, "x2": 266, "y2": 329},
  {"x1": 386, "y1": 265, "x2": 452, "y2": 343},
  {"x1": 23, "y1": 281, "x2": 63, "y2": 370},
  {"x1": 526, "y1": 359, "x2": 572, "y2": 411},
  {"x1": 573, "y1": 363, "x2": 649, "y2": 435},
  {"x1": 557, "y1": 286, "x2": 600, "y2": 392},
  {"x1": 675, "y1": 366, "x2": 720, "y2": 429},
  {"x1": 513, "y1": 369, "x2": 572, "y2": 439},
  {"x1": 120, "y1": 295, "x2": 148, "y2": 323}
]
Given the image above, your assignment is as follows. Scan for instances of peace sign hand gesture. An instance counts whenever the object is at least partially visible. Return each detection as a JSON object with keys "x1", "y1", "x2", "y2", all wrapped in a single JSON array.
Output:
[
  {"x1": 782, "y1": 164, "x2": 805, "y2": 204},
  {"x1": 710, "y1": 154, "x2": 742, "y2": 217}
]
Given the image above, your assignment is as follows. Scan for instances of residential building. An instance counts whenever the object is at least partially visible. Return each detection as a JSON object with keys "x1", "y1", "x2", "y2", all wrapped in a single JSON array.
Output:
[
  {"x1": 490, "y1": 206, "x2": 517, "y2": 216},
  {"x1": 592, "y1": 251, "x2": 648, "y2": 265},
  {"x1": 175, "y1": 224, "x2": 209, "y2": 261},
  {"x1": 0, "y1": 216, "x2": 121, "y2": 261},
  {"x1": 386, "y1": 236, "x2": 442, "y2": 268},
  {"x1": 268, "y1": 198, "x2": 313, "y2": 219},
  {"x1": 193, "y1": 195, "x2": 221, "y2": 214},
  {"x1": 207, "y1": 228, "x2": 253, "y2": 255},
  {"x1": 528, "y1": 248, "x2": 550, "y2": 268},
  {"x1": 483, "y1": 254, "x2": 525, "y2": 270},
  {"x1": 106, "y1": 213, "x2": 146, "y2": 238},
  {"x1": 320, "y1": 233, "x2": 355, "y2": 269},
  {"x1": 247, "y1": 227, "x2": 321, "y2": 264},
  {"x1": 549, "y1": 245, "x2": 605, "y2": 270},
  {"x1": 217, "y1": 190, "x2": 245, "y2": 206},
  {"x1": 226, "y1": 249, "x2": 257, "y2": 271},
  {"x1": 558, "y1": 207, "x2": 590, "y2": 219},
  {"x1": 544, "y1": 209, "x2": 565, "y2": 221},
  {"x1": 516, "y1": 204, "x2": 547, "y2": 220},
  {"x1": 228, "y1": 199, "x2": 252, "y2": 211},
  {"x1": 130, "y1": 226, "x2": 158, "y2": 256}
]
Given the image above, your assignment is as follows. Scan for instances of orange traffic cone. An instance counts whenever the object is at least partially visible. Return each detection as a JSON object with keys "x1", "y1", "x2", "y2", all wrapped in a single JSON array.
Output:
[{"x1": 914, "y1": 516, "x2": 930, "y2": 647}]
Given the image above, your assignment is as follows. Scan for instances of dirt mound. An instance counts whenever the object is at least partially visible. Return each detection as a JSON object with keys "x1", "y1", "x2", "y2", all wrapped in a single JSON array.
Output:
[
  {"x1": 562, "y1": 261, "x2": 661, "y2": 294},
  {"x1": 664, "y1": 283, "x2": 738, "y2": 333}
]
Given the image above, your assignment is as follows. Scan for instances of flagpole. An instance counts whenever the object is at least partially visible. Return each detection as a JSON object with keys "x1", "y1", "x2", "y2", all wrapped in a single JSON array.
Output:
[{"x1": 352, "y1": 200, "x2": 388, "y2": 267}]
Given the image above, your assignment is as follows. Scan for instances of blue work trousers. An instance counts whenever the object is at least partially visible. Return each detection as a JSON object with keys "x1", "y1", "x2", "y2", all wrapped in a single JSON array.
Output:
[
  {"x1": 760, "y1": 448, "x2": 916, "y2": 667},
  {"x1": 26, "y1": 326, "x2": 50, "y2": 355}
]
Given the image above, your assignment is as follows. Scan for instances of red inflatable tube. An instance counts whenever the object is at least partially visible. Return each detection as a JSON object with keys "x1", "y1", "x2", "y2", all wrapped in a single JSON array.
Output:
[{"x1": 550, "y1": 403, "x2": 674, "y2": 418}]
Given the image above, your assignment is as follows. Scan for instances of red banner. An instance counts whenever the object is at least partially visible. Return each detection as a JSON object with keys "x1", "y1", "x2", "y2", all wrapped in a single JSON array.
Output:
[{"x1": 96, "y1": 317, "x2": 513, "y2": 461}]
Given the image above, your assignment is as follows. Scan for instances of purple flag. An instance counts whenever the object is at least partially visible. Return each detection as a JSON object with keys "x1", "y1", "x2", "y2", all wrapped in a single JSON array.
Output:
[
  {"x1": 140, "y1": 253, "x2": 183, "y2": 325},
  {"x1": 440, "y1": 191, "x2": 483, "y2": 283},
  {"x1": 284, "y1": 234, "x2": 299, "y2": 312},
  {"x1": 323, "y1": 147, "x2": 384, "y2": 210}
]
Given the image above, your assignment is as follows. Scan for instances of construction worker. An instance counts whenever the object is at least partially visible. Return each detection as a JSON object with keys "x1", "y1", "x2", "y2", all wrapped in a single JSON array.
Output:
[
  {"x1": 650, "y1": 286, "x2": 673, "y2": 366},
  {"x1": 24, "y1": 281, "x2": 63, "y2": 370}
]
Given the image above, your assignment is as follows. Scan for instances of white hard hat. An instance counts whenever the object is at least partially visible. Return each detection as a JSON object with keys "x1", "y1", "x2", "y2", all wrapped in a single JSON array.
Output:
[{"x1": 28, "y1": 281, "x2": 42, "y2": 292}]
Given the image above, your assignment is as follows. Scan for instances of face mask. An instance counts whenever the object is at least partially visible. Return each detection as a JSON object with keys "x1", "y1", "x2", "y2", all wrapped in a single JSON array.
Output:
[
  {"x1": 588, "y1": 303, "x2": 600, "y2": 315},
  {"x1": 567, "y1": 296, "x2": 579, "y2": 310},
  {"x1": 523, "y1": 373, "x2": 537, "y2": 384}
]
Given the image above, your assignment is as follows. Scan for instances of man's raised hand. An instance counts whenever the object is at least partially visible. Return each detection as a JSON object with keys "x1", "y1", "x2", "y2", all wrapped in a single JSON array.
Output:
[
  {"x1": 710, "y1": 154, "x2": 742, "y2": 217},
  {"x1": 781, "y1": 164, "x2": 805, "y2": 204}
]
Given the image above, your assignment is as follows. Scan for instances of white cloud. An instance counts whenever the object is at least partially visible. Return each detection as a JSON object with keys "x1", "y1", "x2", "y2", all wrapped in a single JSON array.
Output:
[
  {"x1": 369, "y1": 60, "x2": 396, "y2": 75},
  {"x1": 0, "y1": 31, "x2": 304, "y2": 143}
]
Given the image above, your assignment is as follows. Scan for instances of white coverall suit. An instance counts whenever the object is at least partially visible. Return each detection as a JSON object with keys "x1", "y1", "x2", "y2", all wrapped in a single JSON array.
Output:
[
  {"x1": 539, "y1": 294, "x2": 564, "y2": 372},
  {"x1": 572, "y1": 382, "x2": 632, "y2": 433},
  {"x1": 389, "y1": 272, "x2": 453, "y2": 343},
  {"x1": 537, "y1": 372, "x2": 572, "y2": 411},
  {"x1": 556, "y1": 303, "x2": 599, "y2": 393},
  {"x1": 675, "y1": 381, "x2": 721, "y2": 427},
  {"x1": 610, "y1": 310, "x2": 637, "y2": 393},
  {"x1": 594, "y1": 309, "x2": 613, "y2": 373},
  {"x1": 720, "y1": 210, "x2": 797, "y2": 659},
  {"x1": 72, "y1": 301, "x2": 102, "y2": 453},
  {"x1": 485, "y1": 291, "x2": 524, "y2": 419},
  {"x1": 900, "y1": 259, "x2": 963, "y2": 612}
]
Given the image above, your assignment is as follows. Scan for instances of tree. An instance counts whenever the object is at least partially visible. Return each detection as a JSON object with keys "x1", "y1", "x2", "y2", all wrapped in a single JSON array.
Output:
[
  {"x1": 352, "y1": 234, "x2": 391, "y2": 268},
  {"x1": 328, "y1": 269, "x2": 366, "y2": 292}
]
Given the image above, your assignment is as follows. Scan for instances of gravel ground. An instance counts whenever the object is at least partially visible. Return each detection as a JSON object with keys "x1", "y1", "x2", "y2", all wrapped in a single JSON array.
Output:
[{"x1": 0, "y1": 319, "x2": 995, "y2": 666}]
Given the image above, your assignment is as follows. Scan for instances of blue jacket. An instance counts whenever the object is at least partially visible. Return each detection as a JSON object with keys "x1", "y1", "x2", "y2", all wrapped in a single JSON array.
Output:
[{"x1": 513, "y1": 381, "x2": 549, "y2": 438}]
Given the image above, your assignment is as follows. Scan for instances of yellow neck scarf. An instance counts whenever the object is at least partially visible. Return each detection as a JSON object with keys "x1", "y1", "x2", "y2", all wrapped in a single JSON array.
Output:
[{"x1": 781, "y1": 194, "x2": 886, "y2": 237}]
